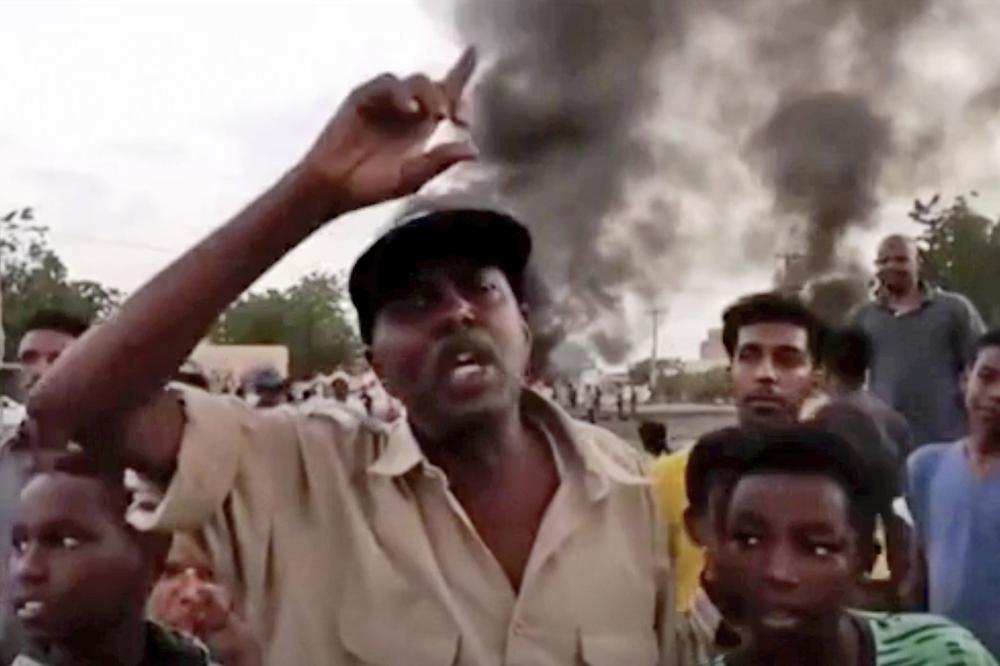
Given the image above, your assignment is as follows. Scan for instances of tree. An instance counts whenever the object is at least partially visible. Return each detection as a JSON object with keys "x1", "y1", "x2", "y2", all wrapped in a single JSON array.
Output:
[
  {"x1": 212, "y1": 271, "x2": 360, "y2": 378},
  {"x1": 2, "y1": 211, "x2": 121, "y2": 361},
  {"x1": 910, "y1": 193, "x2": 1000, "y2": 327}
]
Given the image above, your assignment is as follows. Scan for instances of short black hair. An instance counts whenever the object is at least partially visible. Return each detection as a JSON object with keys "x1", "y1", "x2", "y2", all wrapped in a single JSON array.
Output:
[
  {"x1": 638, "y1": 420, "x2": 668, "y2": 456},
  {"x1": 23, "y1": 309, "x2": 91, "y2": 338},
  {"x1": 685, "y1": 428, "x2": 746, "y2": 518},
  {"x1": 725, "y1": 425, "x2": 878, "y2": 543},
  {"x1": 27, "y1": 451, "x2": 130, "y2": 520},
  {"x1": 974, "y1": 329, "x2": 1000, "y2": 359},
  {"x1": 25, "y1": 451, "x2": 171, "y2": 560},
  {"x1": 721, "y1": 292, "x2": 826, "y2": 363},
  {"x1": 822, "y1": 326, "x2": 870, "y2": 384}
]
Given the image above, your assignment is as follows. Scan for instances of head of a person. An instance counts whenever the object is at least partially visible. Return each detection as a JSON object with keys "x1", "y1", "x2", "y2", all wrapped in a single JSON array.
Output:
[
  {"x1": 147, "y1": 532, "x2": 226, "y2": 636},
  {"x1": 875, "y1": 234, "x2": 920, "y2": 295},
  {"x1": 684, "y1": 428, "x2": 745, "y2": 555},
  {"x1": 8, "y1": 453, "x2": 167, "y2": 654},
  {"x1": 713, "y1": 427, "x2": 878, "y2": 650},
  {"x1": 16, "y1": 310, "x2": 90, "y2": 395},
  {"x1": 350, "y1": 209, "x2": 533, "y2": 440},
  {"x1": 722, "y1": 293, "x2": 825, "y2": 431},
  {"x1": 331, "y1": 378, "x2": 350, "y2": 402},
  {"x1": 252, "y1": 368, "x2": 287, "y2": 408},
  {"x1": 966, "y1": 330, "x2": 1000, "y2": 442},
  {"x1": 821, "y1": 326, "x2": 870, "y2": 391},
  {"x1": 637, "y1": 421, "x2": 668, "y2": 456}
]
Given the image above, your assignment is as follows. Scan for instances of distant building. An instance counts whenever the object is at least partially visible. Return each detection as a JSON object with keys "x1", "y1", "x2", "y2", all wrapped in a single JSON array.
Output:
[{"x1": 699, "y1": 328, "x2": 727, "y2": 361}]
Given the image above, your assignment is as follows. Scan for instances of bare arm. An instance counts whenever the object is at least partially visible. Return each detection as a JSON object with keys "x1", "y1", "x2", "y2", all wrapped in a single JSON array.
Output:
[{"x1": 27, "y1": 50, "x2": 477, "y2": 476}]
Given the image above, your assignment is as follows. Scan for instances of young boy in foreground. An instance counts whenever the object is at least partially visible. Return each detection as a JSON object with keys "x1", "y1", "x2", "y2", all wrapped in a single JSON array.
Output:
[
  {"x1": 7, "y1": 454, "x2": 216, "y2": 666},
  {"x1": 708, "y1": 426, "x2": 996, "y2": 666}
]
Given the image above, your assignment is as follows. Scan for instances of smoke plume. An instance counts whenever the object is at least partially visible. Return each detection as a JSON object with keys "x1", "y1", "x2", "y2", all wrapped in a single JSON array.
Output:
[
  {"x1": 751, "y1": 92, "x2": 892, "y2": 277},
  {"x1": 430, "y1": 0, "x2": 1000, "y2": 364}
]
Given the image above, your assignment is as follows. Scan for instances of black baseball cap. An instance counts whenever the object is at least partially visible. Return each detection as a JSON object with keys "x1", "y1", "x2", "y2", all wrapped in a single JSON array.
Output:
[{"x1": 349, "y1": 208, "x2": 532, "y2": 344}]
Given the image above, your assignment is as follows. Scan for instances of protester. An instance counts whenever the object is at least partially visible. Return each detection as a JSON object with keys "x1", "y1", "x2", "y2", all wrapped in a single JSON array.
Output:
[
  {"x1": 14, "y1": 311, "x2": 90, "y2": 399},
  {"x1": 821, "y1": 326, "x2": 913, "y2": 473},
  {"x1": 639, "y1": 420, "x2": 669, "y2": 457},
  {"x1": 709, "y1": 427, "x2": 997, "y2": 666},
  {"x1": 27, "y1": 52, "x2": 683, "y2": 665},
  {"x1": 653, "y1": 292, "x2": 825, "y2": 611},
  {"x1": 248, "y1": 368, "x2": 288, "y2": 409},
  {"x1": 0, "y1": 311, "x2": 91, "y2": 661},
  {"x1": 907, "y1": 329, "x2": 1000, "y2": 656},
  {"x1": 7, "y1": 453, "x2": 216, "y2": 666},
  {"x1": 148, "y1": 533, "x2": 260, "y2": 666},
  {"x1": 676, "y1": 428, "x2": 747, "y2": 663},
  {"x1": 851, "y1": 234, "x2": 986, "y2": 446},
  {"x1": 809, "y1": 402, "x2": 911, "y2": 610}
]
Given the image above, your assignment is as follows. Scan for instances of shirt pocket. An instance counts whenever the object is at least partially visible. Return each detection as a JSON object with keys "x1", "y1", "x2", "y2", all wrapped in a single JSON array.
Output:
[
  {"x1": 337, "y1": 558, "x2": 461, "y2": 666},
  {"x1": 578, "y1": 629, "x2": 659, "y2": 666}
]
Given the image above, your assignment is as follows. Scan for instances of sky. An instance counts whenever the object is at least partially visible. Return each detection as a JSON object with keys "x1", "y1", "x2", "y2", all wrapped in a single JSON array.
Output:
[{"x1": 3, "y1": 0, "x2": 998, "y2": 364}]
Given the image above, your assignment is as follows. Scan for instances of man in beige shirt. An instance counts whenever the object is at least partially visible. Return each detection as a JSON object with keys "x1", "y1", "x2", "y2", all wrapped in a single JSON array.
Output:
[{"x1": 27, "y1": 51, "x2": 682, "y2": 665}]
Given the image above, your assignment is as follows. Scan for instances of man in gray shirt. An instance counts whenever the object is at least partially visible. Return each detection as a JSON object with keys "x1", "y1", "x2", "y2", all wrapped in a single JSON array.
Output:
[{"x1": 851, "y1": 234, "x2": 986, "y2": 446}]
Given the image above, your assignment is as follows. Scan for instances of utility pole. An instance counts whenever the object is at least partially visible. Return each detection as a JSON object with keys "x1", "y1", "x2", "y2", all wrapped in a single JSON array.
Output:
[{"x1": 647, "y1": 306, "x2": 666, "y2": 391}]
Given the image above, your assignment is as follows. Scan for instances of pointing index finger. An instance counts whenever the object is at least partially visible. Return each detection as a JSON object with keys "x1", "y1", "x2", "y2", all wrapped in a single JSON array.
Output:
[{"x1": 441, "y1": 46, "x2": 477, "y2": 115}]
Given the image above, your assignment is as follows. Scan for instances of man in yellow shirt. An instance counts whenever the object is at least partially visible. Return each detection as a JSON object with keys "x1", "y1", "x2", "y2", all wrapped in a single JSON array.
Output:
[{"x1": 653, "y1": 293, "x2": 826, "y2": 611}]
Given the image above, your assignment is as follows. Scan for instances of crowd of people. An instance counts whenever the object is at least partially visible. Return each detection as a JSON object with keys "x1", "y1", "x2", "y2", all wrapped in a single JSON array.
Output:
[{"x1": 1, "y1": 51, "x2": 998, "y2": 666}]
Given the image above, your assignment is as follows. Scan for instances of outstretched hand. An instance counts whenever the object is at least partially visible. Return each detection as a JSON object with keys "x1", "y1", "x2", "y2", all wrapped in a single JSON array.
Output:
[{"x1": 299, "y1": 47, "x2": 478, "y2": 218}]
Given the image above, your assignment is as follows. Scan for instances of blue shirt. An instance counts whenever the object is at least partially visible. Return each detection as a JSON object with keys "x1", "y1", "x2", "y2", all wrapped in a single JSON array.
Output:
[{"x1": 908, "y1": 440, "x2": 1000, "y2": 656}]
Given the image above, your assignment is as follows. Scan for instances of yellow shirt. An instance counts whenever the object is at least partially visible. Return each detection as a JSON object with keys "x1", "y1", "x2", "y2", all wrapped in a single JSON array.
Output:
[
  {"x1": 651, "y1": 449, "x2": 704, "y2": 612},
  {"x1": 128, "y1": 387, "x2": 689, "y2": 666}
]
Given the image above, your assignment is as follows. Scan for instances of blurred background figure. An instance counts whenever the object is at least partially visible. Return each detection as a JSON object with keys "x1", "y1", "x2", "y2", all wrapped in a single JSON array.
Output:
[
  {"x1": 148, "y1": 532, "x2": 260, "y2": 666},
  {"x1": 247, "y1": 368, "x2": 288, "y2": 409}
]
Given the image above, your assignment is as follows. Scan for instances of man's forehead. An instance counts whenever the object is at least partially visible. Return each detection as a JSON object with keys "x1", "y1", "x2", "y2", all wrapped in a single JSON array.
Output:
[
  {"x1": 20, "y1": 473, "x2": 111, "y2": 521},
  {"x1": 877, "y1": 236, "x2": 916, "y2": 256},
  {"x1": 18, "y1": 329, "x2": 76, "y2": 352},
  {"x1": 736, "y1": 322, "x2": 809, "y2": 349},
  {"x1": 974, "y1": 347, "x2": 1000, "y2": 372}
]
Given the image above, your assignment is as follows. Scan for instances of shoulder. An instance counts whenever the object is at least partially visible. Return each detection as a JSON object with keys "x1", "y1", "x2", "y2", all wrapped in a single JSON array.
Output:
[
  {"x1": 934, "y1": 289, "x2": 980, "y2": 316},
  {"x1": 566, "y1": 418, "x2": 647, "y2": 476},
  {"x1": 907, "y1": 441, "x2": 955, "y2": 479},
  {"x1": 651, "y1": 448, "x2": 690, "y2": 483},
  {"x1": 849, "y1": 300, "x2": 878, "y2": 323},
  {"x1": 862, "y1": 612, "x2": 996, "y2": 664}
]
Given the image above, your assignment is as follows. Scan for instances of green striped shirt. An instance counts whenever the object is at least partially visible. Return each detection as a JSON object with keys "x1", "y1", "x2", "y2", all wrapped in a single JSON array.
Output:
[{"x1": 706, "y1": 612, "x2": 998, "y2": 665}]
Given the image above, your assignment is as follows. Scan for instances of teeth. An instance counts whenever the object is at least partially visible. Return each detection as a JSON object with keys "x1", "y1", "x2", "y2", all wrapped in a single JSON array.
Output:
[
  {"x1": 452, "y1": 365, "x2": 483, "y2": 381},
  {"x1": 761, "y1": 612, "x2": 799, "y2": 629},
  {"x1": 17, "y1": 601, "x2": 43, "y2": 620},
  {"x1": 455, "y1": 352, "x2": 475, "y2": 364}
]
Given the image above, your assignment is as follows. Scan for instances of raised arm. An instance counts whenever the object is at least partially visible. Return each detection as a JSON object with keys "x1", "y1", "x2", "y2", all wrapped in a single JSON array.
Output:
[{"x1": 27, "y1": 50, "x2": 477, "y2": 476}]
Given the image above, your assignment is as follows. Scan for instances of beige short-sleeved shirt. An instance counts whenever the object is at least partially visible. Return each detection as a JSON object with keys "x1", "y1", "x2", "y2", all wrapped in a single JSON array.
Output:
[{"x1": 128, "y1": 387, "x2": 683, "y2": 666}]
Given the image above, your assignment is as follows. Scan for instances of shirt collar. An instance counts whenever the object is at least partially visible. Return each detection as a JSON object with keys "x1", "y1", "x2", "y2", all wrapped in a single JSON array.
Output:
[
  {"x1": 874, "y1": 280, "x2": 936, "y2": 307},
  {"x1": 367, "y1": 388, "x2": 647, "y2": 500}
]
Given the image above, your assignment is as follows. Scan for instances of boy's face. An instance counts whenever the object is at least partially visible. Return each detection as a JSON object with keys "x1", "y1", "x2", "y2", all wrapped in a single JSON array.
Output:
[
  {"x1": 715, "y1": 473, "x2": 860, "y2": 644},
  {"x1": 966, "y1": 346, "x2": 1000, "y2": 439},
  {"x1": 8, "y1": 472, "x2": 148, "y2": 646}
]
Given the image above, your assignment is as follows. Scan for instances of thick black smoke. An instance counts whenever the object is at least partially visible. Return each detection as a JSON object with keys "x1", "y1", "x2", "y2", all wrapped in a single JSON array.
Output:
[
  {"x1": 431, "y1": 0, "x2": 999, "y2": 362},
  {"x1": 751, "y1": 93, "x2": 892, "y2": 277}
]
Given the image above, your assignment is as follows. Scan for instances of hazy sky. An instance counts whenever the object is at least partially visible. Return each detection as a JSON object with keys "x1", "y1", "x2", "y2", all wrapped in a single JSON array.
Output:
[{"x1": 3, "y1": 1, "x2": 997, "y2": 363}]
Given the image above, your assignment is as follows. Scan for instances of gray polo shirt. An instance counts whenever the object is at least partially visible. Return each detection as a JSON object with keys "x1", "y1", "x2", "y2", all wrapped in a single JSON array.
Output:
[{"x1": 851, "y1": 286, "x2": 986, "y2": 447}]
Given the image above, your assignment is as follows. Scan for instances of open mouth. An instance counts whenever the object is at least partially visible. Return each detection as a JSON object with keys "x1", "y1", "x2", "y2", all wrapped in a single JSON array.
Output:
[
  {"x1": 14, "y1": 599, "x2": 47, "y2": 623},
  {"x1": 758, "y1": 609, "x2": 805, "y2": 631},
  {"x1": 442, "y1": 350, "x2": 497, "y2": 393}
]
